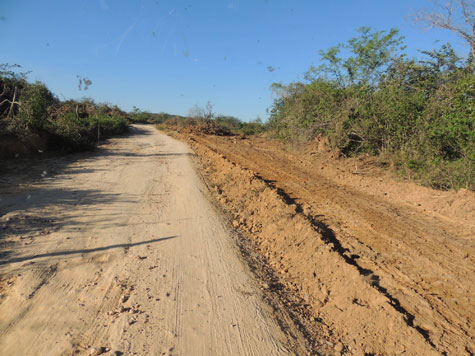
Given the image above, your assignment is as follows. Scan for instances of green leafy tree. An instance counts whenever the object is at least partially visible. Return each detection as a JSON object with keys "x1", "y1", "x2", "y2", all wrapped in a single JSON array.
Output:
[{"x1": 305, "y1": 27, "x2": 406, "y2": 87}]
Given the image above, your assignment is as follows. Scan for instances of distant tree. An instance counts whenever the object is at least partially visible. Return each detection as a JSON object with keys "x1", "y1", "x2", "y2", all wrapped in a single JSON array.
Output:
[
  {"x1": 413, "y1": 0, "x2": 475, "y2": 60},
  {"x1": 305, "y1": 27, "x2": 406, "y2": 87},
  {"x1": 215, "y1": 115, "x2": 241, "y2": 128},
  {"x1": 188, "y1": 101, "x2": 214, "y2": 120}
]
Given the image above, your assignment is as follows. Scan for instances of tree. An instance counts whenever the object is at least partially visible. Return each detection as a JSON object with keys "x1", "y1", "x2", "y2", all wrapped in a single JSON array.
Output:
[
  {"x1": 305, "y1": 27, "x2": 406, "y2": 87},
  {"x1": 188, "y1": 101, "x2": 214, "y2": 120},
  {"x1": 413, "y1": 0, "x2": 475, "y2": 59}
]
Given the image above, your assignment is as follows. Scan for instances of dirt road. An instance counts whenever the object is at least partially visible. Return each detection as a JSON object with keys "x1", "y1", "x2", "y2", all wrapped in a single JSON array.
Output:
[{"x1": 0, "y1": 125, "x2": 294, "y2": 356}]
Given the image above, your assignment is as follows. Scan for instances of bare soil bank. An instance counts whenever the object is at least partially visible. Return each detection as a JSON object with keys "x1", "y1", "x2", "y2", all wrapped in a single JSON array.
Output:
[{"x1": 175, "y1": 131, "x2": 475, "y2": 356}]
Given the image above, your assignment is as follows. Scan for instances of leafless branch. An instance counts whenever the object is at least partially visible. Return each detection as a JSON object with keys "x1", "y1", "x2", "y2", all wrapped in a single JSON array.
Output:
[
  {"x1": 0, "y1": 86, "x2": 20, "y2": 119},
  {"x1": 0, "y1": 84, "x2": 6, "y2": 98},
  {"x1": 413, "y1": 0, "x2": 475, "y2": 58}
]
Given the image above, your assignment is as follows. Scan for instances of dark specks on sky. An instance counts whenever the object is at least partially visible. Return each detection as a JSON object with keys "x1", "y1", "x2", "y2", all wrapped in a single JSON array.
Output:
[{"x1": 77, "y1": 76, "x2": 93, "y2": 91}]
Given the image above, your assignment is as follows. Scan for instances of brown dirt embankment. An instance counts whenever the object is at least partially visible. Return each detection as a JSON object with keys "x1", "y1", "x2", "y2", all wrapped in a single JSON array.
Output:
[{"x1": 173, "y1": 130, "x2": 475, "y2": 356}]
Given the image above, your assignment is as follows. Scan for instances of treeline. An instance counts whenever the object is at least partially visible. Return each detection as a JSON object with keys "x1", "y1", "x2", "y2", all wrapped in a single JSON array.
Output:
[
  {"x1": 0, "y1": 64, "x2": 128, "y2": 156},
  {"x1": 129, "y1": 107, "x2": 189, "y2": 124},
  {"x1": 268, "y1": 27, "x2": 475, "y2": 190},
  {"x1": 166, "y1": 115, "x2": 265, "y2": 136},
  {"x1": 156, "y1": 104, "x2": 266, "y2": 136}
]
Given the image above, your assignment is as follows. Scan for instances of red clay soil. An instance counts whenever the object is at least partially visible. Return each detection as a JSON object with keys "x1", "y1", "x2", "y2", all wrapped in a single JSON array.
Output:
[{"x1": 176, "y1": 131, "x2": 474, "y2": 356}]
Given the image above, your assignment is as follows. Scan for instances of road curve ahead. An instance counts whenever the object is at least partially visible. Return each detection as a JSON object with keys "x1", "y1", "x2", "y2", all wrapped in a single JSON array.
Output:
[{"x1": 0, "y1": 125, "x2": 290, "y2": 356}]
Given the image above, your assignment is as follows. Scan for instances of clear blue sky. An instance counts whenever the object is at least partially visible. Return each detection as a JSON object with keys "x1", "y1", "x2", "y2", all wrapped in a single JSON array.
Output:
[{"x1": 0, "y1": 0, "x2": 468, "y2": 121}]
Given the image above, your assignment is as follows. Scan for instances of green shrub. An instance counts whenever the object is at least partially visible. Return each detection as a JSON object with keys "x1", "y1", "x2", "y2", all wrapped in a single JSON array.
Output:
[
  {"x1": 268, "y1": 29, "x2": 475, "y2": 190},
  {"x1": 49, "y1": 101, "x2": 129, "y2": 150},
  {"x1": 1, "y1": 69, "x2": 129, "y2": 153},
  {"x1": 17, "y1": 82, "x2": 56, "y2": 130}
]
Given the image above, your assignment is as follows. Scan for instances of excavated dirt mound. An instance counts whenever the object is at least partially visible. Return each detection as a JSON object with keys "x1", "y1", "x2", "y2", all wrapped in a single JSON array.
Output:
[{"x1": 174, "y1": 131, "x2": 475, "y2": 356}]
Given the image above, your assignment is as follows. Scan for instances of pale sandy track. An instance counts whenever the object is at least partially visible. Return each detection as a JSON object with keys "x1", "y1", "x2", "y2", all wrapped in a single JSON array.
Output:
[{"x1": 0, "y1": 125, "x2": 292, "y2": 356}]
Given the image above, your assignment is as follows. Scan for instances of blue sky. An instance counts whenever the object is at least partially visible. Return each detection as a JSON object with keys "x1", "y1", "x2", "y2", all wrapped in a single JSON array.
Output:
[{"x1": 0, "y1": 0, "x2": 468, "y2": 121}]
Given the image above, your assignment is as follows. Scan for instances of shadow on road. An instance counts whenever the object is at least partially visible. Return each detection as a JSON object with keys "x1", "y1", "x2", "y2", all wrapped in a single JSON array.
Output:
[
  {"x1": 0, "y1": 124, "x2": 181, "y2": 269},
  {"x1": 0, "y1": 126, "x2": 189, "y2": 195},
  {"x1": 0, "y1": 235, "x2": 178, "y2": 265}
]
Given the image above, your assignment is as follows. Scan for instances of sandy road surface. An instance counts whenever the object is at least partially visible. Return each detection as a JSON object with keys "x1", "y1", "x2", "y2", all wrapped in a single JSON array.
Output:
[{"x1": 0, "y1": 125, "x2": 291, "y2": 356}]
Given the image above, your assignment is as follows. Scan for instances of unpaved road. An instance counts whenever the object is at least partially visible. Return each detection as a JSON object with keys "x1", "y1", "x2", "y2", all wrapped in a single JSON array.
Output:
[{"x1": 0, "y1": 125, "x2": 292, "y2": 356}]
